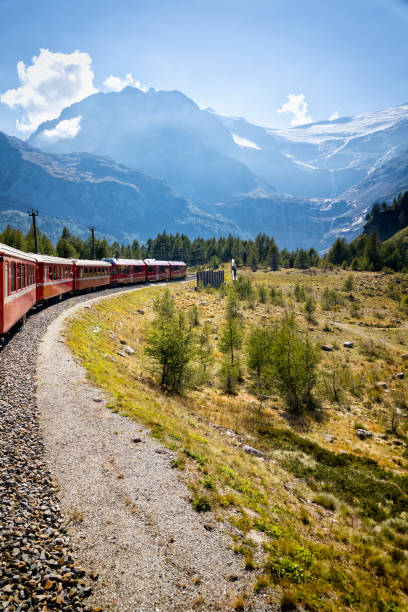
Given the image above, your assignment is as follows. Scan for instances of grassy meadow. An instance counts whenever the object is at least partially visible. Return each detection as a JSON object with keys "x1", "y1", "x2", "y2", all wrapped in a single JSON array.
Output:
[{"x1": 65, "y1": 267, "x2": 408, "y2": 611}]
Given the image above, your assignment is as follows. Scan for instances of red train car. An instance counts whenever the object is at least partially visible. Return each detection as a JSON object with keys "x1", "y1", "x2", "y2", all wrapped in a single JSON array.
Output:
[
  {"x1": 144, "y1": 259, "x2": 170, "y2": 282},
  {"x1": 0, "y1": 243, "x2": 37, "y2": 334},
  {"x1": 73, "y1": 260, "x2": 111, "y2": 291},
  {"x1": 34, "y1": 254, "x2": 74, "y2": 302},
  {"x1": 104, "y1": 259, "x2": 147, "y2": 285},
  {"x1": 169, "y1": 261, "x2": 187, "y2": 280}
]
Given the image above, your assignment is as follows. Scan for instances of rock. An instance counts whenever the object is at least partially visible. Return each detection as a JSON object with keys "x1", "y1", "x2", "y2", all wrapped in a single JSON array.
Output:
[
  {"x1": 343, "y1": 342, "x2": 354, "y2": 348},
  {"x1": 338, "y1": 449, "x2": 348, "y2": 455},
  {"x1": 284, "y1": 478, "x2": 307, "y2": 492},
  {"x1": 137, "y1": 309, "x2": 145, "y2": 315},
  {"x1": 125, "y1": 346, "x2": 135, "y2": 355},
  {"x1": 90, "y1": 571, "x2": 99, "y2": 581},
  {"x1": 356, "y1": 428, "x2": 373, "y2": 439},
  {"x1": 376, "y1": 382, "x2": 388, "y2": 389},
  {"x1": 401, "y1": 354, "x2": 408, "y2": 360},
  {"x1": 308, "y1": 326, "x2": 314, "y2": 331},
  {"x1": 323, "y1": 434, "x2": 334, "y2": 443},
  {"x1": 321, "y1": 345, "x2": 333, "y2": 351},
  {"x1": 116, "y1": 351, "x2": 126, "y2": 357},
  {"x1": 119, "y1": 339, "x2": 126, "y2": 345},
  {"x1": 132, "y1": 437, "x2": 143, "y2": 444},
  {"x1": 396, "y1": 372, "x2": 405, "y2": 380},
  {"x1": 392, "y1": 439, "x2": 404, "y2": 446},
  {"x1": 242, "y1": 445, "x2": 264, "y2": 458}
]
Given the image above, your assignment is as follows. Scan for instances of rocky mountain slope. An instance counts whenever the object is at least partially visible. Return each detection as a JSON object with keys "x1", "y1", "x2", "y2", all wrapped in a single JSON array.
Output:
[{"x1": 0, "y1": 131, "x2": 242, "y2": 242}]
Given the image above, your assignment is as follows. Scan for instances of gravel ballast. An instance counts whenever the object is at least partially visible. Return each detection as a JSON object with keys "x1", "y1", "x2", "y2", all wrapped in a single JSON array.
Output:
[
  {"x1": 0, "y1": 289, "x2": 122, "y2": 611},
  {"x1": 1, "y1": 286, "x2": 275, "y2": 611}
]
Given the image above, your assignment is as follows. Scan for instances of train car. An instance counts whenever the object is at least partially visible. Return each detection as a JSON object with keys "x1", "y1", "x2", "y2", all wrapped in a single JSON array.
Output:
[
  {"x1": 73, "y1": 260, "x2": 112, "y2": 291},
  {"x1": 104, "y1": 258, "x2": 147, "y2": 285},
  {"x1": 169, "y1": 261, "x2": 187, "y2": 280},
  {"x1": 144, "y1": 259, "x2": 170, "y2": 282},
  {"x1": 34, "y1": 254, "x2": 74, "y2": 302},
  {"x1": 0, "y1": 243, "x2": 37, "y2": 334}
]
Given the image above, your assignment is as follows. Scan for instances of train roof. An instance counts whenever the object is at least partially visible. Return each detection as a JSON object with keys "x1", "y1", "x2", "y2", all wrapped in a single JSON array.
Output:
[
  {"x1": 103, "y1": 258, "x2": 145, "y2": 266},
  {"x1": 32, "y1": 253, "x2": 76, "y2": 265},
  {"x1": 0, "y1": 242, "x2": 37, "y2": 261},
  {"x1": 168, "y1": 261, "x2": 186, "y2": 266},
  {"x1": 73, "y1": 259, "x2": 111, "y2": 267},
  {"x1": 144, "y1": 259, "x2": 170, "y2": 266}
]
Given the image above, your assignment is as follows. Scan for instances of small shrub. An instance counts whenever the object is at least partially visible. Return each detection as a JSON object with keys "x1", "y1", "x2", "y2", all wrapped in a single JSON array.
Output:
[
  {"x1": 268, "y1": 557, "x2": 306, "y2": 583},
  {"x1": 203, "y1": 476, "x2": 216, "y2": 490},
  {"x1": 192, "y1": 495, "x2": 211, "y2": 512},
  {"x1": 313, "y1": 492, "x2": 338, "y2": 511},
  {"x1": 343, "y1": 275, "x2": 354, "y2": 292},
  {"x1": 280, "y1": 590, "x2": 298, "y2": 611},
  {"x1": 253, "y1": 575, "x2": 269, "y2": 593},
  {"x1": 257, "y1": 283, "x2": 268, "y2": 304},
  {"x1": 254, "y1": 518, "x2": 282, "y2": 538}
]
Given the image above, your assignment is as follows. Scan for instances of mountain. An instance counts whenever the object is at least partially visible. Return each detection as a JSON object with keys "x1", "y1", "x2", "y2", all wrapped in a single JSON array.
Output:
[
  {"x1": 0, "y1": 131, "x2": 241, "y2": 242},
  {"x1": 29, "y1": 87, "x2": 271, "y2": 205},
  {"x1": 21, "y1": 88, "x2": 408, "y2": 250}
]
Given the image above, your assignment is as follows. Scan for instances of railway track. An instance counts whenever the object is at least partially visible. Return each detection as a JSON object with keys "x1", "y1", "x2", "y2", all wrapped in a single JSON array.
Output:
[{"x1": 0, "y1": 279, "x2": 191, "y2": 611}]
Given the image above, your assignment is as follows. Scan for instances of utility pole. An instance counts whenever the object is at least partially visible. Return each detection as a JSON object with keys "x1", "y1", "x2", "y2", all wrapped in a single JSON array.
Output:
[
  {"x1": 28, "y1": 209, "x2": 39, "y2": 254},
  {"x1": 89, "y1": 226, "x2": 96, "y2": 260}
]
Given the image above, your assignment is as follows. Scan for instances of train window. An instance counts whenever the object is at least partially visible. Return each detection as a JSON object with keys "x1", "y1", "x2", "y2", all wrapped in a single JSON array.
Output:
[
  {"x1": 11, "y1": 263, "x2": 16, "y2": 292},
  {"x1": 17, "y1": 263, "x2": 21, "y2": 290}
]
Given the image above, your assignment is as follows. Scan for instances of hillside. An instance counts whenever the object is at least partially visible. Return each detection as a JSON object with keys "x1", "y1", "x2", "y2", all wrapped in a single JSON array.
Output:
[
  {"x1": 66, "y1": 270, "x2": 408, "y2": 611},
  {"x1": 363, "y1": 190, "x2": 408, "y2": 241},
  {"x1": 0, "y1": 131, "x2": 241, "y2": 242}
]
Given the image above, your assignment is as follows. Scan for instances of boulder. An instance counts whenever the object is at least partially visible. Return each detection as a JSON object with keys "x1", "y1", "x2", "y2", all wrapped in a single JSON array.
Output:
[
  {"x1": 396, "y1": 372, "x2": 405, "y2": 380},
  {"x1": 392, "y1": 439, "x2": 404, "y2": 446},
  {"x1": 242, "y1": 444, "x2": 264, "y2": 458},
  {"x1": 125, "y1": 346, "x2": 135, "y2": 355},
  {"x1": 356, "y1": 428, "x2": 373, "y2": 440},
  {"x1": 343, "y1": 341, "x2": 354, "y2": 348},
  {"x1": 376, "y1": 382, "x2": 388, "y2": 389},
  {"x1": 321, "y1": 345, "x2": 333, "y2": 352}
]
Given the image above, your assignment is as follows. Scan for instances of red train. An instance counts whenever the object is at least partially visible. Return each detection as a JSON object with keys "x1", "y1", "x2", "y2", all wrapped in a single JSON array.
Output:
[{"x1": 0, "y1": 243, "x2": 187, "y2": 335}]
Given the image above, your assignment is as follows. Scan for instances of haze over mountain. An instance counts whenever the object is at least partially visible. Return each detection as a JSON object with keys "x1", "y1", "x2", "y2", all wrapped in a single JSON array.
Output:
[
  {"x1": 2, "y1": 86, "x2": 406, "y2": 250},
  {"x1": 0, "y1": 131, "x2": 242, "y2": 243}
]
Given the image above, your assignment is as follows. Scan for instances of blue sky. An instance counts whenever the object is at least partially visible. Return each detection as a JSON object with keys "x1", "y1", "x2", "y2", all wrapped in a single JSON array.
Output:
[{"x1": 1, "y1": 0, "x2": 408, "y2": 137}]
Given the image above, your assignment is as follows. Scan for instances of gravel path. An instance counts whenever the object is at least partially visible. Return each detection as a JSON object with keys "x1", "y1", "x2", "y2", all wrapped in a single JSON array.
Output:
[
  {"x1": 1, "y1": 285, "x2": 274, "y2": 611},
  {"x1": 0, "y1": 286, "x2": 137, "y2": 611}
]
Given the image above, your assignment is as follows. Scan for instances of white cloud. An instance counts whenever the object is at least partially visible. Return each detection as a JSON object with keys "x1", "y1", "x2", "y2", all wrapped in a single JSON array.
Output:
[
  {"x1": 329, "y1": 110, "x2": 340, "y2": 121},
  {"x1": 42, "y1": 116, "x2": 82, "y2": 141},
  {"x1": 277, "y1": 93, "x2": 313, "y2": 126},
  {"x1": 0, "y1": 49, "x2": 98, "y2": 134},
  {"x1": 232, "y1": 133, "x2": 261, "y2": 150},
  {"x1": 103, "y1": 73, "x2": 148, "y2": 93}
]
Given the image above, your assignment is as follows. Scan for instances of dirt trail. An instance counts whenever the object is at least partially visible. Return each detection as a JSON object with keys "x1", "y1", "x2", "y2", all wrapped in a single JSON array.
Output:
[
  {"x1": 37, "y1": 289, "x2": 273, "y2": 611},
  {"x1": 333, "y1": 320, "x2": 406, "y2": 354}
]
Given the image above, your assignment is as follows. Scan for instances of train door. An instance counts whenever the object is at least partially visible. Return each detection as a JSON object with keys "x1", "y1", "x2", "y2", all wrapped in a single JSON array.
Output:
[{"x1": 156, "y1": 265, "x2": 159, "y2": 281}]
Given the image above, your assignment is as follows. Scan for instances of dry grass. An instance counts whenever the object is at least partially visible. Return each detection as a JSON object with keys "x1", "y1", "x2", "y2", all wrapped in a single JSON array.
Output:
[{"x1": 66, "y1": 268, "x2": 408, "y2": 611}]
